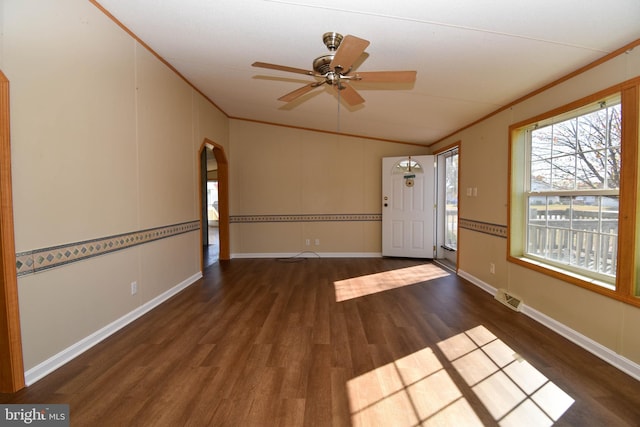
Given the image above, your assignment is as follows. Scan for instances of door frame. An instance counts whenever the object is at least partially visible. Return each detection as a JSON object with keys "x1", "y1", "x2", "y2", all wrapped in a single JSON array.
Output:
[
  {"x1": 198, "y1": 139, "x2": 230, "y2": 268},
  {"x1": 0, "y1": 71, "x2": 26, "y2": 392}
]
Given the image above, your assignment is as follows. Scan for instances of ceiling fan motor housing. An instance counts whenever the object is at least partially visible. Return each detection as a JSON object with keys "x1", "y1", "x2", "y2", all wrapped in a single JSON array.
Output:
[{"x1": 313, "y1": 54, "x2": 334, "y2": 75}]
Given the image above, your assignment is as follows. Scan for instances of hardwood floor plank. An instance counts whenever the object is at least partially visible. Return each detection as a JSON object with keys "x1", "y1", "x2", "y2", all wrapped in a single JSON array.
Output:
[
  {"x1": 311, "y1": 280, "x2": 332, "y2": 345},
  {"x1": 303, "y1": 343, "x2": 335, "y2": 427},
  {"x1": 279, "y1": 366, "x2": 310, "y2": 400},
  {"x1": 330, "y1": 368, "x2": 352, "y2": 427},
  {"x1": 275, "y1": 398, "x2": 306, "y2": 427},
  {"x1": 1, "y1": 258, "x2": 639, "y2": 426}
]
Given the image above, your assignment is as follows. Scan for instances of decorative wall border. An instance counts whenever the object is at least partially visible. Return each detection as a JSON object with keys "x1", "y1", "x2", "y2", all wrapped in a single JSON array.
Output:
[
  {"x1": 459, "y1": 218, "x2": 507, "y2": 239},
  {"x1": 15, "y1": 221, "x2": 200, "y2": 277},
  {"x1": 230, "y1": 213, "x2": 382, "y2": 223}
]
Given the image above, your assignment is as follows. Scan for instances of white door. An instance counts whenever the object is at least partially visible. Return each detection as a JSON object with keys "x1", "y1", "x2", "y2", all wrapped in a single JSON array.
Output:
[{"x1": 382, "y1": 155, "x2": 435, "y2": 258}]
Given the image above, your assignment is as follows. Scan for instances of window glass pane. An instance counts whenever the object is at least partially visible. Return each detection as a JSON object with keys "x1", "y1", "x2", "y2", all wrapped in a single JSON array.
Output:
[
  {"x1": 547, "y1": 227, "x2": 571, "y2": 263},
  {"x1": 528, "y1": 196, "x2": 550, "y2": 257},
  {"x1": 549, "y1": 196, "x2": 571, "y2": 228},
  {"x1": 527, "y1": 225, "x2": 547, "y2": 257},
  {"x1": 599, "y1": 234, "x2": 618, "y2": 275},
  {"x1": 531, "y1": 126, "x2": 552, "y2": 159},
  {"x1": 528, "y1": 196, "x2": 547, "y2": 222},
  {"x1": 605, "y1": 147, "x2": 621, "y2": 190},
  {"x1": 551, "y1": 155, "x2": 575, "y2": 190},
  {"x1": 608, "y1": 104, "x2": 622, "y2": 148},
  {"x1": 570, "y1": 231, "x2": 599, "y2": 271},
  {"x1": 394, "y1": 159, "x2": 422, "y2": 174},
  {"x1": 601, "y1": 196, "x2": 619, "y2": 235},
  {"x1": 571, "y1": 196, "x2": 598, "y2": 231},
  {"x1": 530, "y1": 160, "x2": 552, "y2": 191},
  {"x1": 599, "y1": 195, "x2": 619, "y2": 275},
  {"x1": 578, "y1": 110, "x2": 608, "y2": 150},
  {"x1": 546, "y1": 198, "x2": 568, "y2": 263},
  {"x1": 552, "y1": 118, "x2": 578, "y2": 156},
  {"x1": 576, "y1": 150, "x2": 605, "y2": 190}
]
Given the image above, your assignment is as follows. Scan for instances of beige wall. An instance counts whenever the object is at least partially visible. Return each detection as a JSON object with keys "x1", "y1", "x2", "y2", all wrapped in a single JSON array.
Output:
[
  {"x1": 228, "y1": 120, "x2": 429, "y2": 255},
  {"x1": 2, "y1": 0, "x2": 228, "y2": 370},
  {"x1": 431, "y1": 48, "x2": 640, "y2": 365}
]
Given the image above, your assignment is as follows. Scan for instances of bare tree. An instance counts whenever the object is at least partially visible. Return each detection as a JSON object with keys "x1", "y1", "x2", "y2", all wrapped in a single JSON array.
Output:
[{"x1": 531, "y1": 103, "x2": 621, "y2": 190}]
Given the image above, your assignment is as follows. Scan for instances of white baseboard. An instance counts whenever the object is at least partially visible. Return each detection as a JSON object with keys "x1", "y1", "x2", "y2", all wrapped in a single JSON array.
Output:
[
  {"x1": 24, "y1": 272, "x2": 203, "y2": 386},
  {"x1": 231, "y1": 252, "x2": 382, "y2": 259},
  {"x1": 457, "y1": 269, "x2": 640, "y2": 382},
  {"x1": 457, "y1": 270, "x2": 497, "y2": 296}
]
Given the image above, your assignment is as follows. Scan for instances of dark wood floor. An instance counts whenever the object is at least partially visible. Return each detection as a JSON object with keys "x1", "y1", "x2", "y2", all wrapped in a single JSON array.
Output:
[{"x1": 2, "y1": 258, "x2": 640, "y2": 426}]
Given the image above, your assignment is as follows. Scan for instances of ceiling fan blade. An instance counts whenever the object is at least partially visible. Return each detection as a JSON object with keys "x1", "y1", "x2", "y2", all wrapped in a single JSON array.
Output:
[
  {"x1": 278, "y1": 82, "x2": 324, "y2": 102},
  {"x1": 330, "y1": 35, "x2": 370, "y2": 72},
  {"x1": 355, "y1": 71, "x2": 417, "y2": 83},
  {"x1": 335, "y1": 84, "x2": 365, "y2": 106},
  {"x1": 252, "y1": 62, "x2": 314, "y2": 76}
]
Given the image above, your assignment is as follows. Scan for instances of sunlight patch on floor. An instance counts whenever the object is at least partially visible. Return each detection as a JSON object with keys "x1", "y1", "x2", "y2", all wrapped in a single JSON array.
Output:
[
  {"x1": 346, "y1": 325, "x2": 574, "y2": 426},
  {"x1": 334, "y1": 264, "x2": 450, "y2": 302},
  {"x1": 438, "y1": 325, "x2": 574, "y2": 426}
]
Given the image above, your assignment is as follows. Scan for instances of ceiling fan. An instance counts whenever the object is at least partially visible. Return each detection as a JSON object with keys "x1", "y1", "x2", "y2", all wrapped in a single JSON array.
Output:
[{"x1": 252, "y1": 32, "x2": 417, "y2": 106}]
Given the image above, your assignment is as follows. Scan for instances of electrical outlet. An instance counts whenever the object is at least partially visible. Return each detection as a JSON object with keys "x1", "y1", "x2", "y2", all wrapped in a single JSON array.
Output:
[
  {"x1": 305, "y1": 239, "x2": 310, "y2": 246},
  {"x1": 489, "y1": 263, "x2": 495, "y2": 274},
  {"x1": 315, "y1": 238, "x2": 320, "y2": 246},
  {"x1": 131, "y1": 281, "x2": 138, "y2": 295}
]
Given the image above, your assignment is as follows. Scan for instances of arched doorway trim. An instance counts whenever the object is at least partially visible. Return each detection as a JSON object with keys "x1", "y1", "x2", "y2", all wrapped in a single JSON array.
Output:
[
  {"x1": 199, "y1": 139, "x2": 230, "y2": 265},
  {"x1": 0, "y1": 70, "x2": 25, "y2": 392}
]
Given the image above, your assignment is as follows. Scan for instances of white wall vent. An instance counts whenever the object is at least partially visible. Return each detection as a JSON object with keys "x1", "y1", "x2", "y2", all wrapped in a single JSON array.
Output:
[{"x1": 495, "y1": 288, "x2": 523, "y2": 312}]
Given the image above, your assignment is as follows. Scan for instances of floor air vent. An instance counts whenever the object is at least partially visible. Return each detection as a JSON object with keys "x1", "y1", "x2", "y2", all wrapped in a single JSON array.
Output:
[{"x1": 495, "y1": 289, "x2": 523, "y2": 312}]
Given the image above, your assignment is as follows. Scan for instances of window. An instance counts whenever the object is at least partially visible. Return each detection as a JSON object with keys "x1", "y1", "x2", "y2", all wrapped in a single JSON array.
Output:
[
  {"x1": 443, "y1": 148, "x2": 459, "y2": 251},
  {"x1": 509, "y1": 82, "x2": 639, "y2": 302},
  {"x1": 393, "y1": 158, "x2": 423, "y2": 174},
  {"x1": 435, "y1": 144, "x2": 459, "y2": 269},
  {"x1": 526, "y1": 98, "x2": 620, "y2": 286}
]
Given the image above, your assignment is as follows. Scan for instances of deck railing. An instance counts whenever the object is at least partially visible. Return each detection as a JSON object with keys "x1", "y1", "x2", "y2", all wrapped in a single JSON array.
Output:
[
  {"x1": 527, "y1": 208, "x2": 618, "y2": 275},
  {"x1": 445, "y1": 207, "x2": 458, "y2": 250}
]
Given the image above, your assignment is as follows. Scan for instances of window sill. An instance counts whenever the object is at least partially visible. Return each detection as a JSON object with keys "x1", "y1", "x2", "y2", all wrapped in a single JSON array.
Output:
[{"x1": 509, "y1": 255, "x2": 616, "y2": 292}]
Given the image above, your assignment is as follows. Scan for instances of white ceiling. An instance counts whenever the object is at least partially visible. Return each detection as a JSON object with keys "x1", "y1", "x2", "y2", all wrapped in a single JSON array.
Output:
[{"x1": 95, "y1": 0, "x2": 640, "y2": 145}]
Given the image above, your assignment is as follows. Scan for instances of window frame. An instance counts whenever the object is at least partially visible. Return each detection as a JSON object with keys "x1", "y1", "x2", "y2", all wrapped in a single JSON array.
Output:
[{"x1": 508, "y1": 80, "x2": 639, "y2": 305}]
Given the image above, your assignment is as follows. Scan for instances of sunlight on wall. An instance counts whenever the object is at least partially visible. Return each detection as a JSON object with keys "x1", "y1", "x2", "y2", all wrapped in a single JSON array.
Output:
[
  {"x1": 334, "y1": 264, "x2": 450, "y2": 302},
  {"x1": 347, "y1": 325, "x2": 574, "y2": 426}
]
